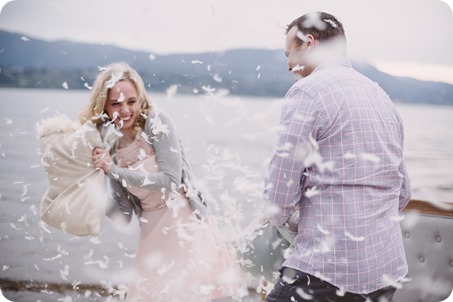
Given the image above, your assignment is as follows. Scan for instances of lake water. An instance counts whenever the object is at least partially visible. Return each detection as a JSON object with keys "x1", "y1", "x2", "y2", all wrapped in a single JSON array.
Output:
[{"x1": 0, "y1": 88, "x2": 452, "y2": 301}]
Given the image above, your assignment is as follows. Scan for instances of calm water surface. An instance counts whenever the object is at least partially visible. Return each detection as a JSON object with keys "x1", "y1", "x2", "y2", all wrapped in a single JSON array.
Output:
[{"x1": 0, "y1": 88, "x2": 452, "y2": 300}]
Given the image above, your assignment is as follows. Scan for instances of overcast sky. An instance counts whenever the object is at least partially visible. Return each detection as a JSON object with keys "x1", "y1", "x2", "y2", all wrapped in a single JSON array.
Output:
[{"x1": 1, "y1": 0, "x2": 453, "y2": 83}]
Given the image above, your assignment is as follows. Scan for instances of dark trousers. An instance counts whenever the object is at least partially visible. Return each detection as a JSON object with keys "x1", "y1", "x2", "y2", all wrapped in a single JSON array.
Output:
[{"x1": 265, "y1": 267, "x2": 396, "y2": 302}]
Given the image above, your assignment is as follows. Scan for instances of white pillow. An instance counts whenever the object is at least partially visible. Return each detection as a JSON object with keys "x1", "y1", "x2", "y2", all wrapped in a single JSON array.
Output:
[{"x1": 37, "y1": 114, "x2": 115, "y2": 236}]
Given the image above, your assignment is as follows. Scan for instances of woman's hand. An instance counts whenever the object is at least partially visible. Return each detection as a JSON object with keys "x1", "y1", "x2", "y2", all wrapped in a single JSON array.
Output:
[{"x1": 92, "y1": 147, "x2": 113, "y2": 174}]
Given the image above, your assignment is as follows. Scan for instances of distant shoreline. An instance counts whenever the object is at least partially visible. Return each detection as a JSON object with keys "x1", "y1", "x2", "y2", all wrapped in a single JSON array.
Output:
[
  {"x1": 0, "y1": 278, "x2": 262, "y2": 301},
  {"x1": 0, "y1": 278, "x2": 120, "y2": 297},
  {"x1": 1, "y1": 30, "x2": 453, "y2": 105}
]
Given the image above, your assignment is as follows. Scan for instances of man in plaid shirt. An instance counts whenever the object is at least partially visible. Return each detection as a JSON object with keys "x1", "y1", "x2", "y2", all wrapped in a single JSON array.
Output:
[{"x1": 264, "y1": 11, "x2": 411, "y2": 302}]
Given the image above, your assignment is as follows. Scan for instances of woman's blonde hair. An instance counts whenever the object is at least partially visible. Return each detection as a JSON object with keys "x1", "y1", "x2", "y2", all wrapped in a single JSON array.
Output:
[{"x1": 79, "y1": 62, "x2": 151, "y2": 128}]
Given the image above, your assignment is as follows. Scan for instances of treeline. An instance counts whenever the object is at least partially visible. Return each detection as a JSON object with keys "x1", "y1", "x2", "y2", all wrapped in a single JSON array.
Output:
[
  {"x1": 1, "y1": 28, "x2": 453, "y2": 104},
  {"x1": 0, "y1": 66, "x2": 291, "y2": 98}
]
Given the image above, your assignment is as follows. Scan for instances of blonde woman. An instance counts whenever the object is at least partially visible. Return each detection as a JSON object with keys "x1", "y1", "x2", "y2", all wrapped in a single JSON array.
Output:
[{"x1": 80, "y1": 62, "x2": 238, "y2": 301}]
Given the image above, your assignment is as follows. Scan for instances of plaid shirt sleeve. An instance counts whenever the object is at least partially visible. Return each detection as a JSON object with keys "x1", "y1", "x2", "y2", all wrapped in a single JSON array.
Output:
[
  {"x1": 264, "y1": 86, "x2": 321, "y2": 226},
  {"x1": 398, "y1": 160, "x2": 411, "y2": 211}
]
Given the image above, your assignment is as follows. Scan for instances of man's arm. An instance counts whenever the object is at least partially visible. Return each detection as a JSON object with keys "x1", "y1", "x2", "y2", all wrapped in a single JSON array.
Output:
[
  {"x1": 264, "y1": 87, "x2": 320, "y2": 226},
  {"x1": 398, "y1": 160, "x2": 411, "y2": 212}
]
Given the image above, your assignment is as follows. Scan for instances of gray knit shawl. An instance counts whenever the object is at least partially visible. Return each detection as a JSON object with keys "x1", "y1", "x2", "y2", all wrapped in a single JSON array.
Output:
[{"x1": 105, "y1": 109, "x2": 207, "y2": 224}]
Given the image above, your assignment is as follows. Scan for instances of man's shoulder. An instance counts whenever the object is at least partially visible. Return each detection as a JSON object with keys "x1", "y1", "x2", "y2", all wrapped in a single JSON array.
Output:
[
  {"x1": 289, "y1": 68, "x2": 339, "y2": 97},
  {"x1": 292, "y1": 62, "x2": 373, "y2": 96}
]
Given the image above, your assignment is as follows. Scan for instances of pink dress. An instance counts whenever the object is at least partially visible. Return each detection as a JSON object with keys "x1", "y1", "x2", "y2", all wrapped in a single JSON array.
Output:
[{"x1": 115, "y1": 132, "x2": 238, "y2": 302}]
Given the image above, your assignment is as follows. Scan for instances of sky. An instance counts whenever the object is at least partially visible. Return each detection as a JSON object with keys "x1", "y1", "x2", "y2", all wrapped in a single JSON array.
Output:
[{"x1": 1, "y1": 0, "x2": 453, "y2": 84}]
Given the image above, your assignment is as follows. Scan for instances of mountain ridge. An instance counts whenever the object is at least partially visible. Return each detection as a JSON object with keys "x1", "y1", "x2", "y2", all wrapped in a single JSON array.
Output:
[{"x1": 1, "y1": 30, "x2": 452, "y2": 105}]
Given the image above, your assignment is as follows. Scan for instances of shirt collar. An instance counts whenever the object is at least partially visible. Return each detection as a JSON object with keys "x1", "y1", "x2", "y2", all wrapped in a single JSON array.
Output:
[{"x1": 312, "y1": 56, "x2": 352, "y2": 74}]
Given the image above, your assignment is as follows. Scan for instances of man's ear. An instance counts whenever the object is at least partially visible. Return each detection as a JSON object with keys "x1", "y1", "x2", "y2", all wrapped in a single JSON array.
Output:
[
  {"x1": 296, "y1": 32, "x2": 315, "y2": 48},
  {"x1": 305, "y1": 34, "x2": 315, "y2": 47},
  {"x1": 296, "y1": 30, "x2": 309, "y2": 43}
]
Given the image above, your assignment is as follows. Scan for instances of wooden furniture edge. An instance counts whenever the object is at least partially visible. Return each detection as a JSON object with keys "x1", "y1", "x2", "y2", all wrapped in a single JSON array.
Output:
[{"x1": 403, "y1": 199, "x2": 453, "y2": 217}]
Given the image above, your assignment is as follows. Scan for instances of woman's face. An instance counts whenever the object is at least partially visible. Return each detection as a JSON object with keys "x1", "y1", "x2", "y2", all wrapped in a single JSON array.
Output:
[{"x1": 105, "y1": 80, "x2": 141, "y2": 132}]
